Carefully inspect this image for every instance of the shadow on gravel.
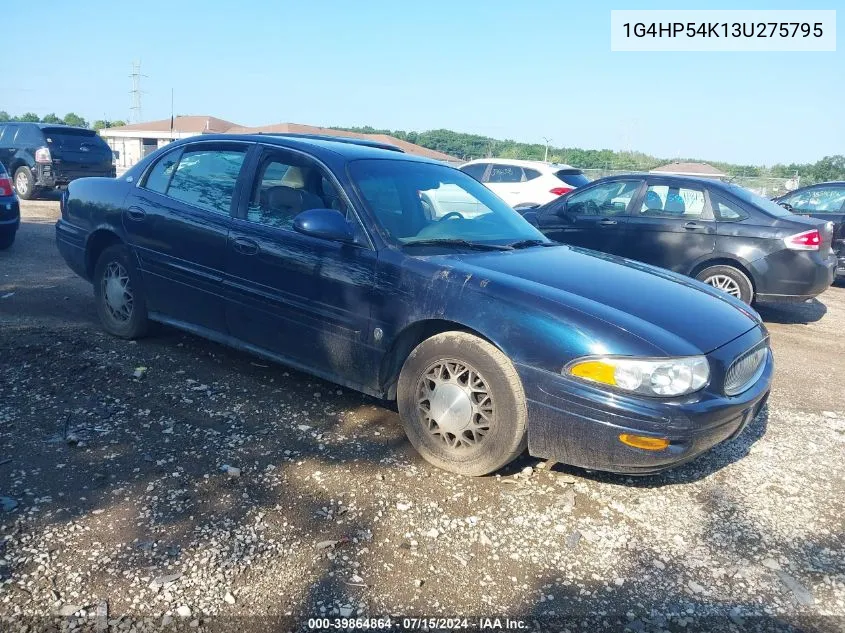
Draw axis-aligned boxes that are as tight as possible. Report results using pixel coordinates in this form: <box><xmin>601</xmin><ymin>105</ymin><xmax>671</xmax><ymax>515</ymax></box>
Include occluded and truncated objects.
<box><xmin>756</xmin><ymin>299</ymin><xmax>827</xmax><ymax>325</ymax></box>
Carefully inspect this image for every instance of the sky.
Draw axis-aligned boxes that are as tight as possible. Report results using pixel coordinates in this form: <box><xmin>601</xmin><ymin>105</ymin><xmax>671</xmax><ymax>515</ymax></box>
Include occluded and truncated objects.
<box><xmin>3</xmin><ymin>0</ymin><xmax>842</xmax><ymax>166</ymax></box>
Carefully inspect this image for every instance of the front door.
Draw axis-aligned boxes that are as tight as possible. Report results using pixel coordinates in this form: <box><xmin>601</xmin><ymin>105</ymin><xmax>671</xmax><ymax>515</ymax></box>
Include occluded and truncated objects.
<box><xmin>538</xmin><ymin>178</ymin><xmax>642</xmax><ymax>254</ymax></box>
<box><xmin>622</xmin><ymin>180</ymin><xmax>716</xmax><ymax>272</ymax></box>
<box><xmin>223</xmin><ymin>146</ymin><xmax>378</xmax><ymax>385</ymax></box>
<box><xmin>121</xmin><ymin>141</ymin><xmax>251</xmax><ymax>332</ymax></box>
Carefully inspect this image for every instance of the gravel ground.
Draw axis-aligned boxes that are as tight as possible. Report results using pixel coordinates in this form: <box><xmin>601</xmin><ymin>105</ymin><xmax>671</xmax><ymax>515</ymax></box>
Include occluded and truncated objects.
<box><xmin>1</xmin><ymin>200</ymin><xmax>843</xmax><ymax>633</ymax></box>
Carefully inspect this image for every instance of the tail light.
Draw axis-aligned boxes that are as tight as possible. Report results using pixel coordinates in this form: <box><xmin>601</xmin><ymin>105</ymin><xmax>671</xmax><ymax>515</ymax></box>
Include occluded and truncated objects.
<box><xmin>35</xmin><ymin>147</ymin><xmax>52</xmax><ymax>164</ymax></box>
<box><xmin>550</xmin><ymin>186</ymin><xmax>573</xmax><ymax>196</ymax></box>
<box><xmin>783</xmin><ymin>229</ymin><xmax>821</xmax><ymax>251</ymax></box>
<box><xmin>0</xmin><ymin>176</ymin><xmax>12</xmax><ymax>197</ymax></box>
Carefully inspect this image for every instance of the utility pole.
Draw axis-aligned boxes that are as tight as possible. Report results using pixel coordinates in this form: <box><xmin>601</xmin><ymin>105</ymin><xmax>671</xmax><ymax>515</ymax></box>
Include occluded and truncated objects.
<box><xmin>129</xmin><ymin>61</ymin><xmax>147</xmax><ymax>124</ymax></box>
<box><xmin>542</xmin><ymin>137</ymin><xmax>552</xmax><ymax>163</ymax></box>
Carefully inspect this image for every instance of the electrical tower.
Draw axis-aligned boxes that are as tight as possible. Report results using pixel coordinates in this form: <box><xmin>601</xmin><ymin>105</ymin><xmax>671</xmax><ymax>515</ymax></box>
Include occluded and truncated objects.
<box><xmin>129</xmin><ymin>61</ymin><xmax>147</xmax><ymax>123</ymax></box>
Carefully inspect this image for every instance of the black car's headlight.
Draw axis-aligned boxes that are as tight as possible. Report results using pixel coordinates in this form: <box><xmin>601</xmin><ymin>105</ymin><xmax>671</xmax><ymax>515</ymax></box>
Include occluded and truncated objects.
<box><xmin>565</xmin><ymin>355</ymin><xmax>709</xmax><ymax>397</ymax></box>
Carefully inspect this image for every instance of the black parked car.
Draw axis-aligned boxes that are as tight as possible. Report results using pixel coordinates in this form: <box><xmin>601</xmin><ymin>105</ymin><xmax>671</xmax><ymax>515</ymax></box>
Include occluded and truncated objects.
<box><xmin>0</xmin><ymin>122</ymin><xmax>115</xmax><ymax>200</ymax></box>
<box><xmin>525</xmin><ymin>174</ymin><xmax>836</xmax><ymax>304</ymax></box>
<box><xmin>773</xmin><ymin>182</ymin><xmax>845</xmax><ymax>278</ymax></box>
<box><xmin>0</xmin><ymin>162</ymin><xmax>20</xmax><ymax>249</ymax></box>
<box><xmin>56</xmin><ymin>134</ymin><xmax>773</xmax><ymax>476</ymax></box>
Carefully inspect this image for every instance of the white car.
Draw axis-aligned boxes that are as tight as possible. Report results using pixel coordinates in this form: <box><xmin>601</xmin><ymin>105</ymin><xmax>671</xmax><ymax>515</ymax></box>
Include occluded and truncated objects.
<box><xmin>459</xmin><ymin>159</ymin><xmax>589</xmax><ymax>208</ymax></box>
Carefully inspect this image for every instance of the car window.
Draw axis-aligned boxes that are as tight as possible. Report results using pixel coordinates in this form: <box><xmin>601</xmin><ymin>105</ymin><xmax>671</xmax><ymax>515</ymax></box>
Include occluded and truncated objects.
<box><xmin>0</xmin><ymin>125</ymin><xmax>8</xmax><ymax>144</ymax></box>
<box><xmin>246</xmin><ymin>151</ymin><xmax>347</xmax><ymax>231</ymax></box>
<box><xmin>488</xmin><ymin>164</ymin><xmax>523</xmax><ymax>183</ymax></box>
<box><xmin>14</xmin><ymin>125</ymin><xmax>43</xmax><ymax>146</ymax></box>
<box><xmin>567</xmin><ymin>180</ymin><xmax>641</xmax><ymax>216</ymax></box>
<box><xmin>640</xmin><ymin>184</ymin><xmax>706</xmax><ymax>218</ymax></box>
<box><xmin>711</xmin><ymin>195</ymin><xmax>748</xmax><ymax>221</ymax></box>
<box><xmin>142</xmin><ymin>149</ymin><xmax>183</xmax><ymax>194</ymax></box>
<box><xmin>523</xmin><ymin>168</ymin><xmax>542</xmax><ymax>181</ymax></box>
<box><xmin>165</xmin><ymin>148</ymin><xmax>247</xmax><ymax>215</ymax></box>
<box><xmin>459</xmin><ymin>163</ymin><xmax>488</xmax><ymax>181</ymax></box>
<box><xmin>349</xmin><ymin>159</ymin><xmax>545</xmax><ymax>246</ymax></box>
<box><xmin>555</xmin><ymin>170</ymin><xmax>590</xmax><ymax>188</ymax></box>
<box><xmin>779</xmin><ymin>187</ymin><xmax>845</xmax><ymax>214</ymax></box>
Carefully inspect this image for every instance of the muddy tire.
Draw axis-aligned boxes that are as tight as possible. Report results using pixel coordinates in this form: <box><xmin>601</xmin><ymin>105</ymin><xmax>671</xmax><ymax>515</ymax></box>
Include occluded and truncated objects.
<box><xmin>396</xmin><ymin>331</ymin><xmax>528</xmax><ymax>476</ymax></box>
<box><xmin>13</xmin><ymin>167</ymin><xmax>36</xmax><ymax>200</ymax></box>
<box><xmin>93</xmin><ymin>244</ymin><xmax>149</xmax><ymax>339</ymax></box>
<box><xmin>695</xmin><ymin>264</ymin><xmax>754</xmax><ymax>304</ymax></box>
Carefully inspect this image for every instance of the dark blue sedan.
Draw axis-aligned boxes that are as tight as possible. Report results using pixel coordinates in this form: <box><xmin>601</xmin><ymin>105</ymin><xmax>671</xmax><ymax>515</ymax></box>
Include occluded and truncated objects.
<box><xmin>0</xmin><ymin>162</ymin><xmax>20</xmax><ymax>250</ymax></box>
<box><xmin>56</xmin><ymin>134</ymin><xmax>772</xmax><ymax>476</ymax></box>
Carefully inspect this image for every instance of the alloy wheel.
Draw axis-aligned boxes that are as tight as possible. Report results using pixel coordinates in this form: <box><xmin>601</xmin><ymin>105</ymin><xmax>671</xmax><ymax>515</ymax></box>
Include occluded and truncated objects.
<box><xmin>15</xmin><ymin>172</ymin><xmax>28</xmax><ymax>196</ymax></box>
<box><xmin>704</xmin><ymin>274</ymin><xmax>742</xmax><ymax>298</ymax></box>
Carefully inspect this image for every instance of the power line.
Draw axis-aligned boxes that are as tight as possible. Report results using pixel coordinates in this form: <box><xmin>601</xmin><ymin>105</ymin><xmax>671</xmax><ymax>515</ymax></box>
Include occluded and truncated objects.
<box><xmin>129</xmin><ymin>61</ymin><xmax>148</xmax><ymax>124</ymax></box>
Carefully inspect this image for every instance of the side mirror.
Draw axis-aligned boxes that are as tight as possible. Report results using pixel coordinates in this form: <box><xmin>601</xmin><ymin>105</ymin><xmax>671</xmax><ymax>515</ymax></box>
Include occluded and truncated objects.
<box><xmin>293</xmin><ymin>208</ymin><xmax>355</xmax><ymax>243</ymax></box>
<box><xmin>521</xmin><ymin>210</ymin><xmax>539</xmax><ymax>227</ymax></box>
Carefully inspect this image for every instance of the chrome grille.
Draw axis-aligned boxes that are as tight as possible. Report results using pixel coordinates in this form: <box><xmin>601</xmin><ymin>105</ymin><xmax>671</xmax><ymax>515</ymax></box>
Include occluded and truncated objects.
<box><xmin>725</xmin><ymin>345</ymin><xmax>769</xmax><ymax>396</ymax></box>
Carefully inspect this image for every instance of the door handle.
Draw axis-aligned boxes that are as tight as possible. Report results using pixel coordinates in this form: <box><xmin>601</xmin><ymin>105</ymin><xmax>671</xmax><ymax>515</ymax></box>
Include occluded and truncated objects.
<box><xmin>231</xmin><ymin>236</ymin><xmax>259</xmax><ymax>255</ymax></box>
<box><xmin>684</xmin><ymin>221</ymin><xmax>705</xmax><ymax>230</ymax></box>
<box><xmin>126</xmin><ymin>206</ymin><xmax>146</xmax><ymax>221</ymax></box>
<box><xmin>598</xmin><ymin>219</ymin><xmax>618</xmax><ymax>226</ymax></box>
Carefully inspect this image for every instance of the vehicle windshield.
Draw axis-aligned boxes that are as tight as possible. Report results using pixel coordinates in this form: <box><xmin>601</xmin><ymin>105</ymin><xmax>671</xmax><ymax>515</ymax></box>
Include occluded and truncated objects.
<box><xmin>348</xmin><ymin>159</ymin><xmax>547</xmax><ymax>246</ymax></box>
<box><xmin>725</xmin><ymin>183</ymin><xmax>793</xmax><ymax>218</ymax></box>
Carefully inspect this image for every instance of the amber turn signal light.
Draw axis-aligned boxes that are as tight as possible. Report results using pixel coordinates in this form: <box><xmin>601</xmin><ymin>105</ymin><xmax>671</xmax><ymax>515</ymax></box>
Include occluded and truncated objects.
<box><xmin>618</xmin><ymin>434</ymin><xmax>670</xmax><ymax>451</ymax></box>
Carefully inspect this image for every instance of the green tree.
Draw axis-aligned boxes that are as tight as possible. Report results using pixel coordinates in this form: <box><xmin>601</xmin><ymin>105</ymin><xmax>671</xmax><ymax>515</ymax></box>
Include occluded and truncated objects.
<box><xmin>62</xmin><ymin>112</ymin><xmax>88</xmax><ymax>128</ymax></box>
<box><xmin>93</xmin><ymin>119</ymin><xmax>128</xmax><ymax>130</ymax></box>
<box><xmin>18</xmin><ymin>112</ymin><xmax>41</xmax><ymax>122</ymax></box>
<box><xmin>0</xmin><ymin>111</ymin><xmax>10</xmax><ymax>122</ymax></box>
<box><xmin>41</xmin><ymin>113</ymin><xmax>62</xmax><ymax>124</ymax></box>
<box><xmin>811</xmin><ymin>155</ymin><xmax>845</xmax><ymax>183</ymax></box>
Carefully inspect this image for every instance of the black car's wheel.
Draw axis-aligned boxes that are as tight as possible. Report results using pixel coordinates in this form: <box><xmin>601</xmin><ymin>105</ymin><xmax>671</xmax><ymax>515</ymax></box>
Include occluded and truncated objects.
<box><xmin>93</xmin><ymin>244</ymin><xmax>149</xmax><ymax>339</ymax></box>
<box><xmin>396</xmin><ymin>331</ymin><xmax>527</xmax><ymax>476</ymax></box>
<box><xmin>13</xmin><ymin>167</ymin><xmax>36</xmax><ymax>200</ymax></box>
<box><xmin>0</xmin><ymin>231</ymin><xmax>15</xmax><ymax>250</ymax></box>
<box><xmin>696</xmin><ymin>265</ymin><xmax>754</xmax><ymax>304</ymax></box>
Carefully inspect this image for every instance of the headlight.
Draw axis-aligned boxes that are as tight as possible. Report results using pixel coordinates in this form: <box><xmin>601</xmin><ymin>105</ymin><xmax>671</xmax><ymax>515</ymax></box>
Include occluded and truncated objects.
<box><xmin>565</xmin><ymin>355</ymin><xmax>709</xmax><ymax>397</ymax></box>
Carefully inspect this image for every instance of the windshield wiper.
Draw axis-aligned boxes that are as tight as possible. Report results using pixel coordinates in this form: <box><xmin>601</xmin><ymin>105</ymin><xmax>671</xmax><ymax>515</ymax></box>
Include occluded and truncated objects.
<box><xmin>506</xmin><ymin>239</ymin><xmax>555</xmax><ymax>249</ymax></box>
<box><xmin>402</xmin><ymin>239</ymin><xmax>513</xmax><ymax>251</ymax></box>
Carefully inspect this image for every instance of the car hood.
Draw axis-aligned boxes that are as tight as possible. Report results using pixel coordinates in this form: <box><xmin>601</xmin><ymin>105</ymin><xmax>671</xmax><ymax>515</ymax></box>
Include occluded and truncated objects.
<box><xmin>442</xmin><ymin>245</ymin><xmax>761</xmax><ymax>355</ymax></box>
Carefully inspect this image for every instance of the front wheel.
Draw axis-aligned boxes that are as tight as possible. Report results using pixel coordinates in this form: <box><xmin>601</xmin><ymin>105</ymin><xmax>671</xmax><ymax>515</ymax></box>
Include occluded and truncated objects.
<box><xmin>396</xmin><ymin>331</ymin><xmax>528</xmax><ymax>476</ymax></box>
<box><xmin>695</xmin><ymin>265</ymin><xmax>754</xmax><ymax>304</ymax></box>
<box><xmin>93</xmin><ymin>244</ymin><xmax>149</xmax><ymax>339</ymax></box>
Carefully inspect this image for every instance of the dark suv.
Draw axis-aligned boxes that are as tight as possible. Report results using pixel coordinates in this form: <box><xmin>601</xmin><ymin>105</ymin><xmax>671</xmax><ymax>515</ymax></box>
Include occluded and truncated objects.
<box><xmin>0</xmin><ymin>122</ymin><xmax>115</xmax><ymax>199</ymax></box>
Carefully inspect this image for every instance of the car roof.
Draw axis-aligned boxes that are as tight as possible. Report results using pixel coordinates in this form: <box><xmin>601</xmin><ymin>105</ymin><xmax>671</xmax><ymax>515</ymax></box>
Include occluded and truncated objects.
<box><xmin>173</xmin><ymin>133</ymin><xmax>443</xmax><ymax>164</ymax></box>
<box><xmin>588</xmin><ymin>172</ymin><xmax>743</xmax><ymax>190</ymax></box>
<box><xmin>461</xmin><ymin>158</ymin><xmax>576</xmax><ymax>171</ymax></box>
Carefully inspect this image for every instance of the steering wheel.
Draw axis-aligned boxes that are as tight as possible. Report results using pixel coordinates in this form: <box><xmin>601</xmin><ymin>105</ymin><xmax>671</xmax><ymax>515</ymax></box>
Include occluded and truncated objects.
<box><xmin>439</xmin><ymin>211</ymin><xmax>465</xmax><ymax>221</ymax></box>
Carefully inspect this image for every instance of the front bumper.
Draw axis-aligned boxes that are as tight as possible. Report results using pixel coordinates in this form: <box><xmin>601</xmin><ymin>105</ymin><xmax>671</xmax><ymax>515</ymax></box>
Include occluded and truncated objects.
<box><xmin>519</xmin><ymin>326</ymin><xmax>773</xmax><ymax>474</ymax></box>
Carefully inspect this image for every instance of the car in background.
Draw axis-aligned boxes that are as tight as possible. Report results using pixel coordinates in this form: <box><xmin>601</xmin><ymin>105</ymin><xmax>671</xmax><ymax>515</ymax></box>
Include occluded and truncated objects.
<box><xmin>0</xmin><ymin>163</ymin><xmax>20</xmax><ymax>249</ymax></box>
<box><xmin>774</xmin><ymin>182</ymin><xmax>845</xmax><ymax>278</ymax></box>
<box><xmin>56</xmin><ymin>134</ymin><xmax>772</xmax><ymax>477</ymax></box>
<box><xmin>525</xmin><ymin>174</ymin><xmax>836</xmax><ymax>304</ymax></box>
<box><xmin>459</xmin><ymin>159</ymin><xmax>588</xmax><ymax>208</ymax></box>
<box><xmin>0</xmin><ymin>122</ymin><xmax>116</xmax><ymax>199</ymax></box>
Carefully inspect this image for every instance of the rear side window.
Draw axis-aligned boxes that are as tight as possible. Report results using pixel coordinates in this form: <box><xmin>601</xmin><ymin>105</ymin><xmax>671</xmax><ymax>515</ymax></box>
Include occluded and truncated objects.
<box><xmin>14</xmin><ymin>125</ymin><xmax>44</xmax><ymax>146</ymax></box>
<box><xmin>711</xmin><ymin>195</ymin><xmax>749</xmax><ymax>221</ymax></box>
<box><xmin>488</xmin><ymin>164</ymin><xmax>523</xmax><ymax>183</ymax></box>
<box><xmin>167</xmin><ymin>149</ymin><xmax>247</xmax><ymax>215</ymax></box>
<box><xmin>143</xmin><ymin>149</ymin><xmax>183</xmax><ymax>194</ymax></box>
<box><xmin>523</xmin><ymin>168</ymin><xmax>542</xmax><ymax>181</ymax></box>
<box><xmin>555</xmin><ymin>170</ymin><xmax>589</xmax><ymax>188</ymax></box>
<box><xmin>640</xmin><ymin>184</ymin><xmax>706</xmax><ymax>218</ymax></box>
<box><xmin>460</xmin><ymin>163</ymin><xmax>488</xmax><ymax>181</ymax></box>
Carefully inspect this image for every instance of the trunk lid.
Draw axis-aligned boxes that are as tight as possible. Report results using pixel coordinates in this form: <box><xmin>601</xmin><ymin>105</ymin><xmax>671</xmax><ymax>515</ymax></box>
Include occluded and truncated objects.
<box><xmin>42</xmin><ymin>127</ymin><xmax>113</xmax><ymax>170</ymax></box>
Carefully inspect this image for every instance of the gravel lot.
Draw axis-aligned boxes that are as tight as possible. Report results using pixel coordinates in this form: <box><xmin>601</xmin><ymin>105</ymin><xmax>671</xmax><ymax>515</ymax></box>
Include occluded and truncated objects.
<box><xmin>1</xmin><ymin>200</ymin><xmax>843</xmax><ymax>632</ymax></box>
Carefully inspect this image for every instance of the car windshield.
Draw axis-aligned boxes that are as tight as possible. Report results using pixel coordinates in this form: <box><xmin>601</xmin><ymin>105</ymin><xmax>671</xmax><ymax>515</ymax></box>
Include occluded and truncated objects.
<box><xmin>725</xmin><ymin>183</ymin><xmax>793</xmax><ymax>218</ymax></box>
<box><xmin>348</xmin><ymin>159</ymin><xmax>546</xmax><ymax>246</ymax></box>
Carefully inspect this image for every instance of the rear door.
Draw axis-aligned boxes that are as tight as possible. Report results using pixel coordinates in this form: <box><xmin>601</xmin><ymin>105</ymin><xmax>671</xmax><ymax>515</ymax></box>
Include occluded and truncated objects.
<box><xmin>41</xmin><ymin>127</ymin><xmax>114</xmax><ymax>177</ymax></box>
<box><xmin>223</xmin><ymin>145</ymin><xmax>378</xmax><ymax>383</ymax></box>
<box><xmin>622</xmin><ymin>179</ymin><xmax>716</xmax><ymax>272</ymax></box>
<box><xmin>537</xmin><ymin>178</ymin><xmax>642</xmax><ymax>254</ymax></box>
<box><xmin>121</xmin><ymin>141</ymin><xmax>251</xmax><ymax>332</ymax></box>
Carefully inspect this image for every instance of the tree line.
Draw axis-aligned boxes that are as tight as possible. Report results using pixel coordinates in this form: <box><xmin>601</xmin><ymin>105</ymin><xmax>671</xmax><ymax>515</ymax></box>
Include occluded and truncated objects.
<box><xmin>336</xmin><ymin>126</ymin><xmax>845</xmax><ymax>186</ymax></box>
<box><xmin>0</xmin><ymin>111</ymin><xmax>126</xmax><ymax>131</ymax></box>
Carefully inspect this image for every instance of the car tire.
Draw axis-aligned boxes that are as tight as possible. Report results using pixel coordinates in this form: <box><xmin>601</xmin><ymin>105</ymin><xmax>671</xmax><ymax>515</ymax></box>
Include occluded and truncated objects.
<box><xmin>396</xmin><ymin>331</ymin><xmax>528</xmax><ymax>476</ymax></box>
<box><xmin>0</xmin><ymin>231</ymin><xmax>14</xmax><ymax>250</ymax></box>
<box><xmin>13</xmin><ymin>167</ymin><xmax>36</xmax><ymax>200</ymax></box>
<box><xmin>93</xmin><ymin>244</ymin><xmax>149</xmax><ymax>339</ymax></box>
<box><xmin>695</xmin><ymin>265</ymin><xmax>754</xmax><ymax>304</ymax></box>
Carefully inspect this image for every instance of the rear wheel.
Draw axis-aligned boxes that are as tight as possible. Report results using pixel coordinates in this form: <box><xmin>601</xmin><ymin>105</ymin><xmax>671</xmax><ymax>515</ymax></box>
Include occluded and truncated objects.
<box><xmin>93</xmin><ymin>244</ymin><xmax>149</xmax><ymax>339</ymax></box>
<box><xmin>695</xmin><ymin>265</ymin><xmax>754</xmax><ymax>304</ymax></box>
<box><xmin>396</xmin><ymin>331</ymin><xmax>527</xmax><ymax>476</ymax></box>
<box><xmin>13</xmin><ymin>167</ymin><xmax>36</xmax><ymax>200</ymax></box>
